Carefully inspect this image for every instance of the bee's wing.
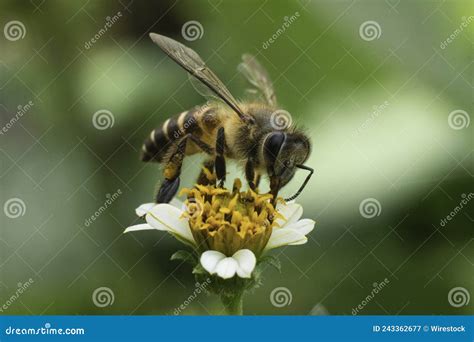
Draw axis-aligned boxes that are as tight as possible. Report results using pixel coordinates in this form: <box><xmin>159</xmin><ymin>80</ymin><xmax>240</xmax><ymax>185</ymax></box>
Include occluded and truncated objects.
<box><xmin>238</xmin><ymin>54</ymin><xmax>277</xmax><ymax>106</ymax></box>
<box><xmin>149</xmin><ymin>33</ymin><xmax>251</xmax><ymax>123</ymax></box>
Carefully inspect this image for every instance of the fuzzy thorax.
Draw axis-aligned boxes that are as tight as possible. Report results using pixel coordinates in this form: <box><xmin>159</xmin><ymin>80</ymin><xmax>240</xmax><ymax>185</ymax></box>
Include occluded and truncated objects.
<box><xmin>180</xmin><ymin>178</ymin><xmax>282</xmax><ymax>257</ymax></box>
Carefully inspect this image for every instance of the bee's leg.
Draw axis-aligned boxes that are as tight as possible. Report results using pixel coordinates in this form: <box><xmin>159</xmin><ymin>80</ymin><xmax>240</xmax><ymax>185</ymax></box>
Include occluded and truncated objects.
<box><xmin>189</xmin><ymin>135</ymin><xmax>213</xmax><ymax>155</ymax></box>
<box><xmin>196</xmin><ymin>159</ymin><xmax>215</xmax><ymax>186</ymax></box>
<box><xmin>188</xmin><ymin>134</ymin><xmax>215</xmax><ymax>186</ymax></box>
<box><xmin>254</xmin><ymin>173</ymin><xmax>261</xmax><ymax>190</ymax></box>
<box><xmin>156</xmin><ymin>134</ymin><xmax>214</xmax><ymax>202</ymax></box>
<box><xmin>215</xmin><ymin>127</ymin><xmax>226</xmax><ymax>187</ymax></box>
<box><xmin>245</xmin><ymin>159</ymin><xmax>257</xmax><ymax>190</ymax></box>
<box><xmin>269</xmin><ymin>176</ymin><xmax>281</xmax><ymax>206</ymax></box>
<box><xmin>156</xmin><ymin>136</ymin><xmax>188</xmax><ymax>203</ymax></box>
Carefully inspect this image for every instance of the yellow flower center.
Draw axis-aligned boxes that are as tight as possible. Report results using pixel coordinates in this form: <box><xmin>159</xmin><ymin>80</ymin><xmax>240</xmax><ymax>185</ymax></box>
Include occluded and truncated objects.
<box><xmin>180</xmin><ymin>177</ymin><xmax>283</xmax><ymax>257</ymax></box>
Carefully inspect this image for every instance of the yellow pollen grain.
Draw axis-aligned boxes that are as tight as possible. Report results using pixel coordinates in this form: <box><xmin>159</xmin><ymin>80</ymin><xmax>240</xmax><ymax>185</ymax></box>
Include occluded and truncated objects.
<box><xmin>219</xmin><ymin>207</ymin><xmax>231</xmax><ymax>214</ymax></box>
<box><xmin>195</xmin><ymin>184</ymin><xmax>211</xmax><ymax>195</ymax></box>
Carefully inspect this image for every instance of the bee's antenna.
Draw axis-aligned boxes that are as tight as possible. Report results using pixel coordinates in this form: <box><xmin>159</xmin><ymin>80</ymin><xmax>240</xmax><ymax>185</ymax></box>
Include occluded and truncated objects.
<box><xmin>284</xmin><ymin>164</ymin><xmax>314</xmax><ymax>202</ymax></box>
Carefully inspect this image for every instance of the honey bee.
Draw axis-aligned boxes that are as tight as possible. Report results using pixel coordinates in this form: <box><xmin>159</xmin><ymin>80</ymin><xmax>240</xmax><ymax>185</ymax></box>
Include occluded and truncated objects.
<box><xmin>141</xmin><ymin>33</ymin><xmax>313</xmax><ymax>204</ymax></box>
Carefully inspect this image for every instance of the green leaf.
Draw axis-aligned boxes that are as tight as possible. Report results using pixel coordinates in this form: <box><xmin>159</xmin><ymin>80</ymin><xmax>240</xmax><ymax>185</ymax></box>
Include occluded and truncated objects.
<box><xmin>192</xmin><ymin>262</ymin><xmax>207</xmax><ymax>275</ymax></box>
<box><xmin>170</xmin><ymin>250</ymin><xmax>197</xmax><ymax>266</ymax></box>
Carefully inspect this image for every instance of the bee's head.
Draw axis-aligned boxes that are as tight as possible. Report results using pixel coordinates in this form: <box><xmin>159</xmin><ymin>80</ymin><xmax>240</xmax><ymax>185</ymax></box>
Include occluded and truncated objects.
<box><xmin>262</xmin><ymin>131</ymin><xmax>311</xmax><ymax>188</ymax></box>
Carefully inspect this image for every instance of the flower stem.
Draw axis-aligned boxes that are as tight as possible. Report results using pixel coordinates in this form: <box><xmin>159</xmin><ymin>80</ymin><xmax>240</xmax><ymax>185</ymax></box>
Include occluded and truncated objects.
<box><xmin>220</xmin><ymin>292</ymin><xmax>244</xmax><ymax>315</ymax></box>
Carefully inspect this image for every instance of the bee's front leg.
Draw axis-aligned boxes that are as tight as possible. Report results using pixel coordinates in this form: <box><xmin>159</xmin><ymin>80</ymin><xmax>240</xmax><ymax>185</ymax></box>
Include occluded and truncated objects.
<box><xmin>156</xmin><ymin>136</ymin><xmax>188</xmax><ymax>203</ymax></box>
<box><xmin>254</xmin><ymin>173</ymin><xmax>261</xmax><ymax>189</ymax></box>
<box><xmin>215</xmin><ymin>127</ymin><xmax>226</xmax><ymax>187</ymax></box>
<box><xmin>245</xmin><ymin>159</ymin><xmax>258</xmax><ymax>191</ymax></box>
<box><xmin>269</xmin><ymin>176</ymin><xmax>281</xmax><ymax>206</ymax></box>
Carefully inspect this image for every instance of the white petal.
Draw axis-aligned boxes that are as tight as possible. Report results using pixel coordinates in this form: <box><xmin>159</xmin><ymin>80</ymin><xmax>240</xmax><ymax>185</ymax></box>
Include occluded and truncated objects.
<box><xmin>232</xmin><ymin>249</ymin><xmax>256</xmax><ymax>278</ymax></box>
<box><xmin>135</xmin><ymin>203</ymin><xmax>155</xmax><ymax>217</ymax></box>
<box><xmin>288</xmin><ymin>237</ymin><xmax>308</xmax><ymax>245</ymax></box>
<box><xmin>265</xmin><ymin>229</ymin><xmax>307</xmax><ymax>251</ymax></box>
<box><xmin>200</xmin><ymin>250</ymin><xmax>226</xmax><ymax>274</ymax></box>
<box><xmin>170</xmin><ymin>198</ymin><xmax>185</xmax><ymax>210</ymax></box>
<box><xmin>284</xmin><ymin>218</ymin><xmax>315</xmax><ymax>236</ymax></box>
<box><xmin>215</xmin><ymin>257</ymin><xmax>238</xmax><ymax>279</ymax></box>
<box><xmin>146</xmin><ymin>204</ymin><xmax>195</xmax><ymax>245</ymax></box>
<box><xmin>275</xmin><ymin>202</ymin><xmax>303</xmax><ymax>227</ymax></box>
<box><xmin>123</xmin><ymin>223</ymin><xmax>155</xmax><ymax>234</ymax></box>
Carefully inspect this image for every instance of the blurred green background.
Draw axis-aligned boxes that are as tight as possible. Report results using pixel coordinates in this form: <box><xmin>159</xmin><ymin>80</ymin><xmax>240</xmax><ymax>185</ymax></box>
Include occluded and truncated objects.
<box><xmin>1</xmin><ymin>0</ymin><xmax>473</xmax><ymax>315</ymax></box>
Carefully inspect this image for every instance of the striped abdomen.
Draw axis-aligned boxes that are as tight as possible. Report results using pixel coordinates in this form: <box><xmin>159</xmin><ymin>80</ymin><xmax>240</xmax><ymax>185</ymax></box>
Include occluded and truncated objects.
<box><xmin>140</xmin><ymin>105</ymin><xmax>217</xmax><ymax>163</ymax></box>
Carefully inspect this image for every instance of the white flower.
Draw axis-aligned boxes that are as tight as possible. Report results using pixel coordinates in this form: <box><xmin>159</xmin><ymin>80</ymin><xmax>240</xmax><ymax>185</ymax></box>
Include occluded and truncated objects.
<box><xmin>125</xmin><ymin>200</ymin><xmax>195</xmax><ymax>247</ymax></box>
<box><xmin>264</xmin><ymin>202</ymin><xmax>315</xmax><ymax>251</ymax></box>
<box><xmin>200</xmin><ymin>249</ymin><xmax>256</xmax><ymax>279</ymax></box>
<box><xmin>124</xmin><ymin>198</ymin><xmax>315</xmax><ymax>279</ymax></box>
